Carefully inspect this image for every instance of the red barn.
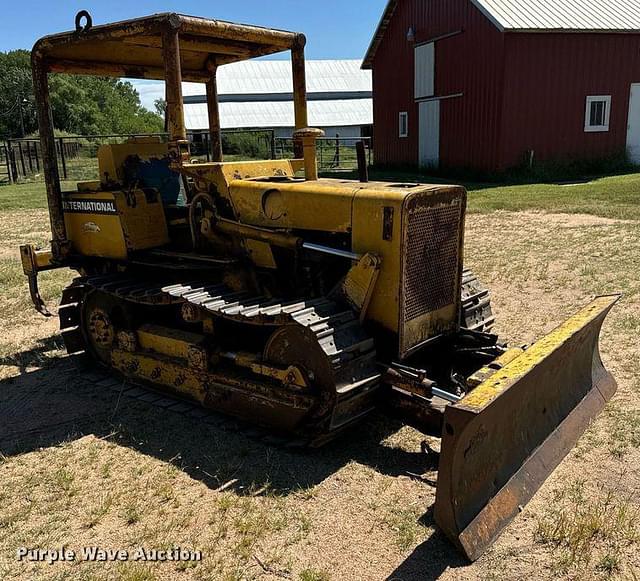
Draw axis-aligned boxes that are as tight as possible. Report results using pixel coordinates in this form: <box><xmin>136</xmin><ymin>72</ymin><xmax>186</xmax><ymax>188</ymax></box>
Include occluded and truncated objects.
<box><xmin>363</xmin><ymin>0</ymin><xmax>640</xmax><ymax>173</ymax></box>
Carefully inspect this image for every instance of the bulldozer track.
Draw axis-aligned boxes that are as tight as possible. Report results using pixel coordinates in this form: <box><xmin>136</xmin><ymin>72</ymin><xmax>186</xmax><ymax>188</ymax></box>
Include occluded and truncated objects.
<box><xmin>59</xmin><ymin>274</ymin><xmax>382</xmax><ymax>446</ymax></box>
<box><xmin>55</xmin><ymin>270</ymin><xmax>490</xmax><ymax>447</ymax></box>
<box><xmin>0</xmin><ymin>357</ymin><xmax>315</xmax><ymax>450</ymax></box>
<box><xmin>73</xmin><ymin>363</ymin><xmax>317</xmax><ymax>449</ymax></box>
<box><xmin>461</xmin><ymin>269</ymin><xmax>495</xmax><ymax>333</ymax></box>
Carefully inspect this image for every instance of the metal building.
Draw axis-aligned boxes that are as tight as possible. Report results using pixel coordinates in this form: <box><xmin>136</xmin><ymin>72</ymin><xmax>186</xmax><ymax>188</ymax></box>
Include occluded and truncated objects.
<box><xmin>183</xmin><ymin>59</ymin><xmax>373</xmax><ymax>139</ymax></box>
<box><xmin>363</xmin><ymin>0</ymin><xmax>640</xmax><ymax>172</ymax></box>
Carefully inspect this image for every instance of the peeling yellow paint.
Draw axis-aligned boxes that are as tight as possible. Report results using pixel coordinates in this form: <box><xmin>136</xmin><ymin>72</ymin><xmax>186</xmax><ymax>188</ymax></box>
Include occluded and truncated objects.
<box><xmin>460</xmin><ymin>295</ymin><xmax>620</xmax><ymax>411</ymax></box>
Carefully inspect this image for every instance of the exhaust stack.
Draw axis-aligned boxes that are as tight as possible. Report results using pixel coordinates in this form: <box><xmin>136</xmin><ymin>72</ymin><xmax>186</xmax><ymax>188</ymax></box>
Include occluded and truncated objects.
<box><xmin>293</xmin><ymin>127</ymin><xmax>324</xmax><ymax>181</ymax></box>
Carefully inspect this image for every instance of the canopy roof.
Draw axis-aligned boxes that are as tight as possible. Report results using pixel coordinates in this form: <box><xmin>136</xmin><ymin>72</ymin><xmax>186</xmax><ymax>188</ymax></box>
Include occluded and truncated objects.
<box><xmin>32</xmin><ymin>12</ymin><xmax>304</xmax><ymax>82</ymax></box>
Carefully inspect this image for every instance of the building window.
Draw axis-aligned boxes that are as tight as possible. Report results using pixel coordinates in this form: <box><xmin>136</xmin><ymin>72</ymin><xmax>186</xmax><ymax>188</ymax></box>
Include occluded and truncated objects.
<box><xmin>399</xmin><ymin>112</ymin><xmax>408</xmax><ymax>138</ymax></box>
<box><xmin>585</xmin><ymin>96</ymin><xmax>611</xmax><ymax>132</ymax></box>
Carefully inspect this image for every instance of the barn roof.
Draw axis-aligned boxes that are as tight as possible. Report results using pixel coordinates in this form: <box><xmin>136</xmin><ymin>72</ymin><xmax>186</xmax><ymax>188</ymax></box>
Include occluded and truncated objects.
<box><xmin>183</xmin><ymin>59</ymin><xmax>371</xmax><ymax>96</ymax></box>
<box><xmin>182</xmin><ymin>59</ymin><xmax>373</xmax><ymax>130</ymax></box>
<box><xmin>363</xmin><ymin>0</ymin><xmax>640</xmax><ymax>68</ymax></box>
<box><xmin>184</xmin><ymin>99</ymin><xmax>373</xmax><ymax>130</ymax></box>
<box><xmin>476</xmin><ymin>0</ymin><xmax>640</xmax><ymax>32</ymax></box>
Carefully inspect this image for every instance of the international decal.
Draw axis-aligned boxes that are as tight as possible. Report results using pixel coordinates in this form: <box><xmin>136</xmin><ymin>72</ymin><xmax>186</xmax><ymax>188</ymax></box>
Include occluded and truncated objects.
<box><xmin>62</xmin><ymin>199</ymin><xmax>117</xmax><ymax>215</ymax></box>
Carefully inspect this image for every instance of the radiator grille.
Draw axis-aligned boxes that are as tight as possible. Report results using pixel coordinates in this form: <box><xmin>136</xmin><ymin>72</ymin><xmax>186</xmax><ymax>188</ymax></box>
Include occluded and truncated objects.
<box><xmin>402</xmin><ymin>197</ymin><xmax>462</xmax><ymax>322</ymax></box>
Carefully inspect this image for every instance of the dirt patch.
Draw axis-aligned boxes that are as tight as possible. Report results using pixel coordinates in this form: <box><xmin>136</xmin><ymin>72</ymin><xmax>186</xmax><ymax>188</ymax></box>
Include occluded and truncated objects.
<box><xmin>0</xmin><ymin>248</ymin><xmax>21</xmax><ymax>260</ymax></box>
<box><xmin>504</xmin><ymin>211</ymin><xmax>637</xmax><ymax>228</ymax></box>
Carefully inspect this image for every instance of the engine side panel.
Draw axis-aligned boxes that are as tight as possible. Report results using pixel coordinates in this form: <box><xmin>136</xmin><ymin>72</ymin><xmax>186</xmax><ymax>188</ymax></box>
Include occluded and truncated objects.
<box><xmin>62</xmin><ymin>189</ymin><xmax>169</xmax><ymax>259</ymax></box>
<box><xmin>352</xmin><ymin>185</ymin><xmax>466</xmax><ymax>357</ymax></box>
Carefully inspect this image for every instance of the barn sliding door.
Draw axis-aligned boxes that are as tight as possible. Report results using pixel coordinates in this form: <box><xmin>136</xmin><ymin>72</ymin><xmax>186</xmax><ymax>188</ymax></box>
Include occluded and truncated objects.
<box><xmin>415</xmin><ymin>43</ymin><xmax>435</xmax><ymax>99</ymax></box>
<box><xmin>415</xmin><ymin>42</ymin><xmax>439</xmax><ymax>167</ymax></box>
<box><xmin>419</xmin><ymin>100</ymin><xmax>440</xmax><ymax>168</ymax></box>
<box><xmin>627</xmin><ymin>84</ymin><xmax>640</xmax><ymax>164</ymax></box>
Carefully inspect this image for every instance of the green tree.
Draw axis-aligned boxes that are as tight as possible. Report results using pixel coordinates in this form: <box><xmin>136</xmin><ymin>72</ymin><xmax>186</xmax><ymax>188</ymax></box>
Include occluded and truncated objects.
<box><xmin>154</xmin><ymin>98</ymin><xmax>167</xmax><ymax>117</ymax></box>
<box><xmin>0</xmin><ymin>50</ymin><xmax>36</xmax><ymax>137</ymax></box>
<box><xmin>0</xmin><ymin>49</ymin><xmax>164</xmax><ymax>138</ymax></box>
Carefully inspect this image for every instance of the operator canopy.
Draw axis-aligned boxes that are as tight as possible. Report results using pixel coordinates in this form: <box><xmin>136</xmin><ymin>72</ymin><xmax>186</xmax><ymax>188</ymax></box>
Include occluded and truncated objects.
<box><xmin>32</xmin><ymin>12</ymin><xmax>305</xmax><ymax>81</ymax></box>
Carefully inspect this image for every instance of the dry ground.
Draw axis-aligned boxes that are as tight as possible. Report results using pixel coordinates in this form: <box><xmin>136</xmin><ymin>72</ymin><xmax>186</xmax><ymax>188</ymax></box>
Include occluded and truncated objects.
<box><xmin>0</xmin><ymin>181</ymin><xmax>639</xmax><ymax>580</ymax></box>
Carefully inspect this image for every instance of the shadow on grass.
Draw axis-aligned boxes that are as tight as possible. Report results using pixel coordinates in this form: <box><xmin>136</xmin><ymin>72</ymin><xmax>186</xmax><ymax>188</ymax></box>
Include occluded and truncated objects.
<box><xmin>386</xmin><ymin>524</ymin><xmax>469</xmax><ymax>580</ymax></box>
<box><xmin>0</xmin><ymin>347</ymin><xmax>469</xmax><ymax>578</ymax></box>
<box><xmin>320</xmin><ymin>164</ymin><xmax>639</xmax><ymax>192</ymax></box>
<box><xmin>0</xmin><ymin>335</ymin><xmax>66</xmax><ymax>373</ymax></box>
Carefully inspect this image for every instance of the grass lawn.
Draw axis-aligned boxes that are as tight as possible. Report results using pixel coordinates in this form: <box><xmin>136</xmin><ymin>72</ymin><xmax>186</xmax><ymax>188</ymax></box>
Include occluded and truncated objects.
<box><xmin>322</xmin><ymin>167</ymin><xmax>640</xmax><ymax>220</ymax></box>
<box><xmin>0</xmin><ymin>171</ymin><xmax>639</xmax><ymax>580</ymax></box>
<box><xmin>468</xmin><ymin>173</ymin><xmax>640</xmax><ymax>219</ymax></box>
<box><xmin>4</xmin><ymin>168</ymin><xmax>640</xmax><ymax>219</ymax></box>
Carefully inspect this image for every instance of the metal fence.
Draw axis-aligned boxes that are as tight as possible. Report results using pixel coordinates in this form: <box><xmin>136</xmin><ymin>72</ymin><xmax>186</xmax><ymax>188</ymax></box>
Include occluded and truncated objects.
<box><xmin>1</xmin><ymin>138</ymin><xmax>82</xmax><ymax>183</ymax></box>
<box><xmin>1</xmin><ymin>130</ymin><xmax>373</xmax><ymax>184</ymax></box>
<box><xmin>275</xmin><ymin>136</ymin><xmax>373</xmax><ymax>170</ymax></box>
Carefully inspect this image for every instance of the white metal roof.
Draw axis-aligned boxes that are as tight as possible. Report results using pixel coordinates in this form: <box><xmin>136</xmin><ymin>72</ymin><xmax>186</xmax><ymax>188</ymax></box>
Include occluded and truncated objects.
<box><xmin>183</xmin><ymin>59</ymin><xmax>371</xmax><ymax>96</ymax></box>
<box><xmin>363</xmin><ymin>0</ymin><xmax>640</xmax><ymax>67</ymax></box>
<box><xmin>182</xmin><ymin>59</ymin><xmax>372</xmax><ymax>130</ymax></box>
<box><xmin>472</xmin><ymin>0</ymin><xmax>640</xmax><ymax>31</ymax></box>
<box><xmin>184</xmin><ymin>99</ymin><xmax>373</xmax><ymax>130</ymax></box>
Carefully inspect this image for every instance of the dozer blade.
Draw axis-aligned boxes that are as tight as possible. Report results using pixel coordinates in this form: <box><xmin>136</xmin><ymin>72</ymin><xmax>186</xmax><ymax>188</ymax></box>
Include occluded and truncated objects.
<box><xmin>434</xmin><ymin>295</ymin><xmax>620</xmax><ymax>561</ymax></box>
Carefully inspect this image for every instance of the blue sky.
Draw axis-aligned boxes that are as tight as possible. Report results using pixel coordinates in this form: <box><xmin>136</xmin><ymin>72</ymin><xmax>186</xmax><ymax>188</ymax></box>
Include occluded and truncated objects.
<box><xmin>2</xmin><ymin>0</ymin><xmax>387</xmax><ymax>109</ymax></box>
<box><xmin>1</xmin><ymin>1</ymin><xmax>387</xmax><ymax>56</ymax></box>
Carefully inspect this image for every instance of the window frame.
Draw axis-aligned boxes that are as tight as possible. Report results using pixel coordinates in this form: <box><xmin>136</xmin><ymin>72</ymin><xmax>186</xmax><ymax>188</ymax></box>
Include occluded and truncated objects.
<box><xmin>399</xmin><ymin>111</ymin><xmax>408</xmax><ymax>138</ymax></box>
<box><xmin>584</xmin><ymin>95</ymin><xmax>611</xmax><ymax>133</ymax></box>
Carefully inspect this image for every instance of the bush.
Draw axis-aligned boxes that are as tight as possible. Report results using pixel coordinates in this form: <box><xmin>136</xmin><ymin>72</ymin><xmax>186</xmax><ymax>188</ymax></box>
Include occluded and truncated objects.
<box><xmin>222</xmin><ymin>132</ymin><xmax>270</xmax><ymax>159</ymax></box>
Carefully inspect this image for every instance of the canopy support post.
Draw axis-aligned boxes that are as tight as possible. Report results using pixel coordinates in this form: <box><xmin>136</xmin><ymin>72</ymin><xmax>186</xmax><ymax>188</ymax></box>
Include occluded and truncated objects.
<box><xmin>206</xmin><ymin>62</ymin><xmax>223</xmax><ymax>163</ymax></box>
<box><xmin>32</xmin><ymin>53</ymin><xmax>69</xmax><ymax>259</ymax></box>
<box><xmin>291</xmin><ymin>35</ymin><xmax>308</xmax><ymax>159</ymax></box>
<box><xmin>162</xmin><ymin>24</ymin><xmax>188</xmax><ymax>166</ymax></box>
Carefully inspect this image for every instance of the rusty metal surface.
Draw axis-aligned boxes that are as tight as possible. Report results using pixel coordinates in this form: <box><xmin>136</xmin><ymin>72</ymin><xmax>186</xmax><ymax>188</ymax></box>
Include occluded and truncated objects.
<box><xmin>403</xmin><ymin>198</ymin><xmax>462</xmax><ymax>322</ymax></box>
<box><xmin>32</xmin><ymin>13</ymin><xmax>301</xmax><ymax>79</ymax></box>
<box><xmin>291</xmin><ymin>41</ymin><xmax>308</xmax><ymax>159</ymax></box>
<box><xmin>206</xmin><ymin>71</ymin><xmax>224</xmax><ymax>162</ymax></box>
<box><xmin>162</xmin><ymin>27</ymin><xmax>187</xmax><ymax>156</ymax></box>
<box><xmin>60</xmin><ymin>274</ymin><xmax>381</xmax><ymax>443</ymax></box>
<box><xmin>386</xmin><ymin>387</ymin><xmax>446</xmax><ymax>437</ymax></box>
<box><xmin>293</xmin><ymin>128</ymin><xmax>324</xmax><ymax>181</ymax></box>
<box><xmin>434</xmin><ymin>295</ymin><xmax>620</xmax><ymax>561</ymax></box>
<box><xmin>32</xmin><ymin>54</ymin><xmax>68</xmax><ymax>257</ymax></box>
<box><xmin>31</xmin><ymin>12</ymin><xmax>311</xmax><ymax>255</ymax></box>
<box><xmin>398</xmin><ymin>189</ymin><xmax>465</xmax><ymax>358</ymax></box>
<box><xmin>460</xmin><ymin>269</ymin><xmax>495</xmax><ymax>333</ymax></box>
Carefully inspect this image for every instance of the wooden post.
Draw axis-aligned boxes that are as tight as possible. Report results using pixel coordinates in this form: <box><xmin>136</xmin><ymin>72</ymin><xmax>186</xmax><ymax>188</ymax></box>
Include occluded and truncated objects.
<box><xmin>10</xmin><ymin>147</ymin><xmax>17</xmax><ymax>181</ymax></box>
<box><xmin>356</xmin><ymin>141</ymin><xmax>369</xmax><ymax>183</ymax></box>
<box><xmin>8</xmin><ymin>141</ymin><xmax>18</xmax><ymax>182</ymax></box>
<box><xmin>204</xmin><ymin>132</ymin><xmax>211</xmax><ymax>162</ymax></box>
<box><xmin>4</xmin><ymin>143</ymin><xmax>12</xmax><ymax>183</ymax></box>
<box><xmin>18</xmin><ymin>142</ymin><xmax>26</xmax><ymax>176</ymax></box>
<box><xmin>58</xmin><ymin>138</ymin><xmax>67</xmax><ymax>179</ymax></box>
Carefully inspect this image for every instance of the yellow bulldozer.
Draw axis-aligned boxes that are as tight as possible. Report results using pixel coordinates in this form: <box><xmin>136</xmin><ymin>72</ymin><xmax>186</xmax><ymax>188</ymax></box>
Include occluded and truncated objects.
<box><xmin>21</xmin><ymin>12</ymin><xmax>619</xmax><ymax>561</ymax></box>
